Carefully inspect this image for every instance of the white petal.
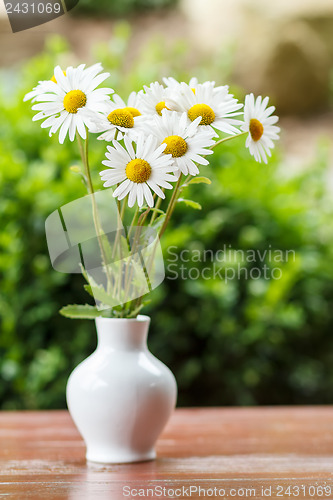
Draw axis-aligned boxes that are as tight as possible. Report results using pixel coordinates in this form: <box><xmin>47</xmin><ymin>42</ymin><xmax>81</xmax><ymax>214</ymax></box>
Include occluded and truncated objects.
<box><xmin>113</xmin><ymin>179</ymin><xmax>131</xmax><ymax>198</ymax></box>
<box><xmin>128</xmin><ymin>184</ymin><xmax>138</xmax><ymax>207</ymax></box>
<box><xmin>143</xmin><ymin>183</ymin><xmax>154</xmax><ymax>207</ymax></box>
<box><xmin>146</xmin><ymin>180</ymin><xmax>165</xmax><ymax>198</ymax></box>
<box><xmin>124</xmin><ymin>136</ymin><xmax>136</xmax><ymax>159</ymax></box>
<box><xmin>59</xmin><ymin>113</ymin><xmax>71</xmax><ymax>144</ymax></box>
<box><xmin>137</xmin><ymin>184</ymin><xmax>144</xmax><ymax>207</ymax></box>
<box><xmin>69</xmin><ymin>115</ymin><xmax>76</xmax><ymax>141</ymax></box>
<box><xmin>54</xmin><ymin>66</ymin><xmax>70</xmax><ymax>93</ymax></box>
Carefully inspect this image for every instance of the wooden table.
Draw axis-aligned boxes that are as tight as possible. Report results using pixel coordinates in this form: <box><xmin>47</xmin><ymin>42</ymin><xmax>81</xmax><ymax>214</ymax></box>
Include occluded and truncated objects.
<box><xmin>1</xmin><ymin>408</ymin><xmax>333</xmax><ymax>499</ymax></box>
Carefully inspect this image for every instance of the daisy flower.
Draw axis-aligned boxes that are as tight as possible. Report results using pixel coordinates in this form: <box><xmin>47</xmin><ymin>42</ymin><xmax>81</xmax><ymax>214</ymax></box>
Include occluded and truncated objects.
<box><xmin>140</xmin><ymin>82</ymin><xmax>172</xmax><ymax>117</ymax></box>
<box><xmin>100</xmin><ymin>134</ymin><xmax>177</xmax><ymax>208</ymax></box>
<box><xmin>26</xmin><ymin>63</ymin><xmax>113</xmax><ymax>143</ymax></box>
<box><xmin>166</xmin><ymin>82</ymin><xmax>243</xmax><ymax>136</ymax></box>
<box><xmin>163</xmin><ymin>76</ymin><xmax>201</xmax><ymax>92</ymax></box>
<box><xmin>23</xmin><ymin>69</ymin><xmax>69</xmax><ymax>103</ymax></box>
<box><xmin>146</xmin><ymin>110</ymin><xmax>216</xmax><ymax>176</ymax></box>
<box><xmin>241</xmin><ymin>93</ymin><xmax>280</xmax><ymax>164</ymax></box>
<box><xmin>24</xmin><ymin>64</ymin><xmax>104</xmax><ymax>103</ymax></box>
<box><xmin>163</xmin><ymin>76</ymin><xmax>225</xmax><ymax>94</ymax></box>
<box><xmin>94</xmin><ymin>91</ymin><xmax>145</xmax><ymax>141</ymax></box>
<box><xmin>24</xmin><ymin>80</ymin><xmax>55</xmax><ymax>103</ymax></box>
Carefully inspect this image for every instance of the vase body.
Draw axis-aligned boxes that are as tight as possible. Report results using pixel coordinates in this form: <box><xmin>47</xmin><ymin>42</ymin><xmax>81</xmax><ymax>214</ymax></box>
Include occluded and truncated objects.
<box><xmin>66</xmin><ymin>315</ymin><xmax>177</xmax><ymax>464</ymax></box>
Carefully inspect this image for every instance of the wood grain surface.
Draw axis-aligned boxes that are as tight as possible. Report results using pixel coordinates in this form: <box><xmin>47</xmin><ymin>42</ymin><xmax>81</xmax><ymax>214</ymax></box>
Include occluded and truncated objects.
<box><xmin>1</xmin><ymin>407</ymin><xmax>333</xmax><ymax>499</ymax></box>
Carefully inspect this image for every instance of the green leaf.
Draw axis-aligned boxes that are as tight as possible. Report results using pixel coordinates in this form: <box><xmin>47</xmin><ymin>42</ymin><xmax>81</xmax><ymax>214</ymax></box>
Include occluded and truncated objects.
<box><xmin>87</xmin><ymin>283</ymin><xmax>119</xmax><ymax>308</ymax></box>
<box><xmin>120</xmin><ymin>234</ymin><xmax>131</xmax><ymax>255</ymax></box>
<box><xmin>177</xmin><ymin>198</ymin><xmax>202</xmax><ymax>210</ymax></box>
<box><xmin>83</xmin><ymin>284</ymin><xmax>94</xmax><ymax>298</ymax></box>
<box><xmin>150</xmin><ymin>213</ymin><xmax>166</xmax><ymax>232</ymax></box>
<box><xmin>99</xmin><ymin>230</ymin><xmax>115</xmax><ymax>264</ymax></box>
<box><xmin>186</xmin><ymin>176</ymin><xmax>212</xmax><ymax>186</ymax></box>
<box><xmin>59</xmin><ymin>304</ymin><xmax>102</xmax><ymax>319</ymax></box>
<box><xmin>83</xmin><ymin>270</ymin><xmax>120</xmax><ymax>308</ymax></box>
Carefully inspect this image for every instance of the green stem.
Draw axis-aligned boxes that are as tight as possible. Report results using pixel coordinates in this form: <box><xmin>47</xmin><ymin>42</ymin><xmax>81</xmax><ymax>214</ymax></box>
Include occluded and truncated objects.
<box><xmin>120</xmin><ymin>197</ymin><xmax>127</xmax><ymax>221</ymax></box>
<box><xmin>121</xmin><ymin>205</ymin><xmax>140</xmax><ymax>310</ymax></box>
<box><xmin>111</xmin><ymin>191</ymin><xmax>122</xmax><ymax>261</ymax></box>
<box><xmin>211</xmin><ymin>131</ymin><xmax>247</xmax><ymax>149</ymax></box>
<box><xmin>150</xmin><ymin>191</ymin><xmax>164</xmax><ymax>225</ymax></box>
<box><xmin>77</xmin><ymin>132</ymin><xmax>113</xmax><ymax>290</ymax></box>
<box><xmin>122</xmin><ymin>208</ymin><xmax>147</xmax><ymax>303</ymax></box>
<box><xmin>127</xmin><ymin>206</ymin><xmax>140</xmax><ymax>239</ymax></box>
<box><xmin>159</xmin><ymin>174</ymin><xmax>183</xmax><ymax>239</ymax></box>
<box><xmin>138</xmin><ymin>207</ymin><xmax>151</xmax><ymax>226</ymax></box>
<box><xmin>133</xmin><ymin>175</ymin><xmax>184</xmax><ymax>311</ymax></box>
<box><xmin>131</xmin><ymin>130</ymin><xmax>244</xmax><ymax>313</ymax></box>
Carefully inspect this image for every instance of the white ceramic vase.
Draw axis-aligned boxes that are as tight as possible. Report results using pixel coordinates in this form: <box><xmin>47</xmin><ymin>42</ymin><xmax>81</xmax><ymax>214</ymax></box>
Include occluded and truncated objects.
<box><xmin>66</xmin><ymin>315</ymin><xmax>177</xmax><ymax>464</ymax></box>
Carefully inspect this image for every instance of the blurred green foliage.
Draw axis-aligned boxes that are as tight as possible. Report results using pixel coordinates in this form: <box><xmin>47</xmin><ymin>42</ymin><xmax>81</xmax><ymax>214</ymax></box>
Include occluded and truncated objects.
<box><xmin>1</xmin><ymin>28</ymin><xmax>333</xmax><ymax>409</ymax></box>
<box><xmin>76</xmin><ymin>0</ymin><xmax>177</xmax><ymax>17</ymax></box>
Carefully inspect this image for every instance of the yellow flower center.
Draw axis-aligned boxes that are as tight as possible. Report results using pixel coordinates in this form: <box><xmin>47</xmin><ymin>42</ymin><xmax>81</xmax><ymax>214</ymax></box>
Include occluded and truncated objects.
<box><xmin>126</xmin><ymin>159</ymin><xmax>151</xmax><ymax>183</ymax></box>
<box><xmin>155</xmin><ymin>101</ymin><xmax>170</xmax><ymax>116</ymax></box>
<box><xmin>162</xmin><ymin>135</ymin><xmax>188</xmax><ymax>158</ymax></box>
<box><xmin>51</xmin><ymin>70</ymin><xmax>66</xmax><ymax>83</ymax></box>
<box><xmin>63</xmin><ymin>90</ymin><xmax>87</xmax><ymax>114</ymax></box>
<box><xmin>124</xmin><ymin>106</ymin><xmax>141</xmax><ymax>117</ymax></box>
<box><xmin>188</xmin><ymin>104</ymin><xmax>215</xmax><ymax>125</ymax></box>
<box><xmin>108</xmin><ymin>109</ymin><xmax>134</xmax><ymax>128</ymax></box>
<box><xmin>249</xmin><ymin>118</ymin><xmax>264</xmax><ymax>142</ymax></box>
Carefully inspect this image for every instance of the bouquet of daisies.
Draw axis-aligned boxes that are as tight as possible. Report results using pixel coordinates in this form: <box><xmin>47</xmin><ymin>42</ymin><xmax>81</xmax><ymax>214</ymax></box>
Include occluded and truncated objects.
<box><xmin>25</xmin><ymin>63</ymin><xmax>280</xmax><ymax>319</ymax></box>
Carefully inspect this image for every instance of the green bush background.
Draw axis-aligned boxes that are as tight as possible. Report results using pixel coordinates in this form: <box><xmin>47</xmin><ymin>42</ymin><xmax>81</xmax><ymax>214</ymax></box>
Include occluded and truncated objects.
<box><xmin>0</xmin><ymin>29</ymin><xmax>333</xmax><ymax>409</ymax></box>
<box><xmin>76</xmin><ymin>0</ymin><xmax>177</xmax><ymax>16</ymax></box>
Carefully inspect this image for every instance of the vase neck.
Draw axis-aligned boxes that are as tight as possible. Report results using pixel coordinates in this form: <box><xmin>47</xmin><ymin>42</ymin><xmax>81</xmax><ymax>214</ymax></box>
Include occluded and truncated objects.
<box><xmin>95</xmin><ymin>316</ymin><xmax>150</xmax><ymax>352</ymax></box>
